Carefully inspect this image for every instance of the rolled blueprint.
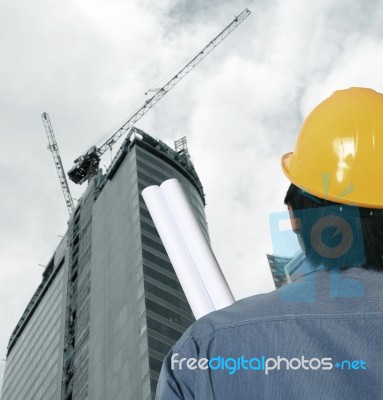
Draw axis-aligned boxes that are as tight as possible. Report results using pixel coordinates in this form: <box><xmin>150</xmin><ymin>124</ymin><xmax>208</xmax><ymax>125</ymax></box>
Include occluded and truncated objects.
<box><xmin>141</xmin><ymin>185</ymin><xmax>215</xmax><ymax>319</ymax></box>
<box><xmin>142</xmin><ymin>179</ymin><xmax>234</xmax><ymax>319</ymax></box>
<box><xmin>160</xmin><ymin>179</ymin><xmax>234</xmax><ymax>310</ymax></box>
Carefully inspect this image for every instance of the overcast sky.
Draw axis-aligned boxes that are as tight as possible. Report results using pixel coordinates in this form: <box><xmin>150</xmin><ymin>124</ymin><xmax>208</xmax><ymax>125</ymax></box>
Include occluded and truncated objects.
<box><xmin>1</xmin><ymin>0</ymin><xmax>383</xmax><ymax>391</ymax></box>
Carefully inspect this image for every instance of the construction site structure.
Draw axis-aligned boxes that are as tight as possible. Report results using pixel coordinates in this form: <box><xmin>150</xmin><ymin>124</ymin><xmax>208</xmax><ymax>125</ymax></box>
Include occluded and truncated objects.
<box><xmin>42</xmin><ymin>112</ymin><xmax>75</xmax><ymax>214</ymax></box>
<box><xmin>68</xmin><ymin>8</ymin><xmax>251</xmax><ymax>185</ymax></box>
<box><xmin>2</xmin><ymin>127</ymin><xmax>210</xmax><ymax>400</ymax></box>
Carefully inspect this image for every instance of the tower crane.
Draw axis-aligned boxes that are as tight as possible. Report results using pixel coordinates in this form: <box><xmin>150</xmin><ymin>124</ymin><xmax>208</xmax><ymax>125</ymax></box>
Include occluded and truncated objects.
<box><xmin>68</xmin><ymin>8</ymin><xmax>251</xmax><ymax>185</ymax></box>
<box><xmin>42</xmin><ymin>112</ymin><xmax>75</xmax><ymax>214</ymax></box>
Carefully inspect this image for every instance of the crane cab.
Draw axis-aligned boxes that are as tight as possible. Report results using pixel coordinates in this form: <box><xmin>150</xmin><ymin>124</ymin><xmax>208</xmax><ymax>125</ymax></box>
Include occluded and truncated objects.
<box><xmin>68</xmin><ymin>146</ymin><xmax>100</xmax><ymax>184</ymax></box>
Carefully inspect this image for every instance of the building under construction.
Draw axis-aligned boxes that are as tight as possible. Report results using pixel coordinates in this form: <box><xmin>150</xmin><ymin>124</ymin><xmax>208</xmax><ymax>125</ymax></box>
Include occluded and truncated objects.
<box><xmin>267</xmin><ymin>251</ymin><xmax>306</xmax><ymax>288</ymax></box>
<box><xmin>1</xmin><ymin>10</ymin><xmax>254</xmax><ymax>400</ymax></box>
<box><xmin>1</xmin><ymin>129</ymin><xmax>209</xmax><ymax>400</ymax></box>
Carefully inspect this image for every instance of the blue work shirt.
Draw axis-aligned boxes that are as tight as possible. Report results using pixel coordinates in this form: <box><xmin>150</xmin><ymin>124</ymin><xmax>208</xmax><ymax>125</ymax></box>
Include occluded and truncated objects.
<box><xmin>155</xmin><ymin>266</ymin><xmax>383</xmax><ymax>399</ymax></box>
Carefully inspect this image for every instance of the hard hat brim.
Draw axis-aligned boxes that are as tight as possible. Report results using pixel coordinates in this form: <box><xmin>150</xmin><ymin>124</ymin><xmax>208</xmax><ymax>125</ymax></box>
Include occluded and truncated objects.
<box><xmin>281</xmin><ymin>152</ymin><xmax>383</xmax><ymax>209</ymax></box>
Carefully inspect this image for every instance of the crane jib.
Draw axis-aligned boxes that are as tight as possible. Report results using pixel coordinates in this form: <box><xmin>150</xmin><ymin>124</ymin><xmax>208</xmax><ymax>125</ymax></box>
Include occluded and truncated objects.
<box><xmin>67</xmin><ymin>8</ymin><xmax>251</xmax><ymax>185</ymax></box>
<box><xmin>42</xmin><ymin>113</ymin><xmax>75</xmax><ymax>214</ymax></box>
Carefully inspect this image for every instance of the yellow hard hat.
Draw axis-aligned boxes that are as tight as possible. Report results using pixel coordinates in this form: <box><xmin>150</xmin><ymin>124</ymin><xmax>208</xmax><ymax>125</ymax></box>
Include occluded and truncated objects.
<box><xmin>282</xmin><ymin>87</ymin><xmax>383</xmax><ymax>208</ymax></box>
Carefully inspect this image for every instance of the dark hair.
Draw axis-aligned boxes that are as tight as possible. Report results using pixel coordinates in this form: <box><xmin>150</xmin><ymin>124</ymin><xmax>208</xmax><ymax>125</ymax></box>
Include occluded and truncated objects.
<box><xmin>285</xmin><ymin>183</ymin><xmax>383</xmax><ymax>271</ymax></box>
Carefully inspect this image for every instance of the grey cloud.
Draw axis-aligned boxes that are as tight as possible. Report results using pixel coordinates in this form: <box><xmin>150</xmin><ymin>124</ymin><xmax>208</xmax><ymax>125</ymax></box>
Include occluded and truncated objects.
<box><xmin>167</xmin><ymin>0</ymin><xmax>241</xmax><ymax>23</ymax></box>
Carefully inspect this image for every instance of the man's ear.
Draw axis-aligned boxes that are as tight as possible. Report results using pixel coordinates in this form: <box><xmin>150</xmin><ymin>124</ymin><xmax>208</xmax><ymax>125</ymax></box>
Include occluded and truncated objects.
<box><xmin>287</xmin><ymin>205</ymin><xmax>301</xmax><ymax>233</ymax></box>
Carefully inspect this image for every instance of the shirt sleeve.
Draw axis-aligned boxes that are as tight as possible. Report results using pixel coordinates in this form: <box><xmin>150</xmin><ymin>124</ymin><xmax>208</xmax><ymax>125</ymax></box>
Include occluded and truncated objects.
<box><xmin>155</xmin><ymin>342</ymin><xmax>198</xmax><ymax>400</ymax></box>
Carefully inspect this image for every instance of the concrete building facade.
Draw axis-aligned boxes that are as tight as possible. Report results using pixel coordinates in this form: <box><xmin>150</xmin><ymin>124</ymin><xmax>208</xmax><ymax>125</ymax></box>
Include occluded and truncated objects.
<box><xmin>1</xmin><ymin>129</ymin><xmax>208</xmax><ymax>400</ymax></box>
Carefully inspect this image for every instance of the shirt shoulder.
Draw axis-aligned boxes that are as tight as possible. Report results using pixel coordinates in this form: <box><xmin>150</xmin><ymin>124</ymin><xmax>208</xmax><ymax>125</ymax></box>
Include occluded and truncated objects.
<box><xmin>176</xmin><ymin>267</ymin><xmax>383</xmax><ymax>349</ymax></box>
<box><xmin>156</xmin><ymin>268</ymin><xmax>383</xmax><ymax>399</ymax></box>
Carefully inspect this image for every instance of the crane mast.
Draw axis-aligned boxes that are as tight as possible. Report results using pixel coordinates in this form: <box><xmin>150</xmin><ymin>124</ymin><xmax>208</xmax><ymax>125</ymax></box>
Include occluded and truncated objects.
<box><xmin>42</xmin><ymin>112</ymin><xmax>75</xmax><ymax>214</ymax></box>
<box><xmin>68</xmin><ymin>8</ymin><xmax>251</xmax><ymax>185</ymax></box>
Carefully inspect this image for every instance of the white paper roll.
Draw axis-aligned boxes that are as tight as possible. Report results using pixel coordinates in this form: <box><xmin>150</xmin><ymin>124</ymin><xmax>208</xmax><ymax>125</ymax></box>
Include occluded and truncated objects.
<box><xmin>141</xmin><ymin>185</ymin><xmax>214</xmax><ymax>319</ymax></box>
<box><xmin>160</xmin><ymin>179</ymin><xmax>234</xmax><ymax>309</ymax></box>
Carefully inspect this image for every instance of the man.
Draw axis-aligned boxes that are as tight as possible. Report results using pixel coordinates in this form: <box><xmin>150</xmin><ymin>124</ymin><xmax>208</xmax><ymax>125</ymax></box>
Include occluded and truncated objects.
<box><xmin>155</xmin><ymin>87</ymin><xmax>383</xmax><ymax>399</ymax></box>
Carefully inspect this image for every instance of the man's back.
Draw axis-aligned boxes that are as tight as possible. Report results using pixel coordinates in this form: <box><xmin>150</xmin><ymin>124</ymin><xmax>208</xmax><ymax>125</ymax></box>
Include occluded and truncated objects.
<box><xmin>156</xmin><ymin>266</ymin><xmax>383</xmax><ymax>399</ymax></box>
